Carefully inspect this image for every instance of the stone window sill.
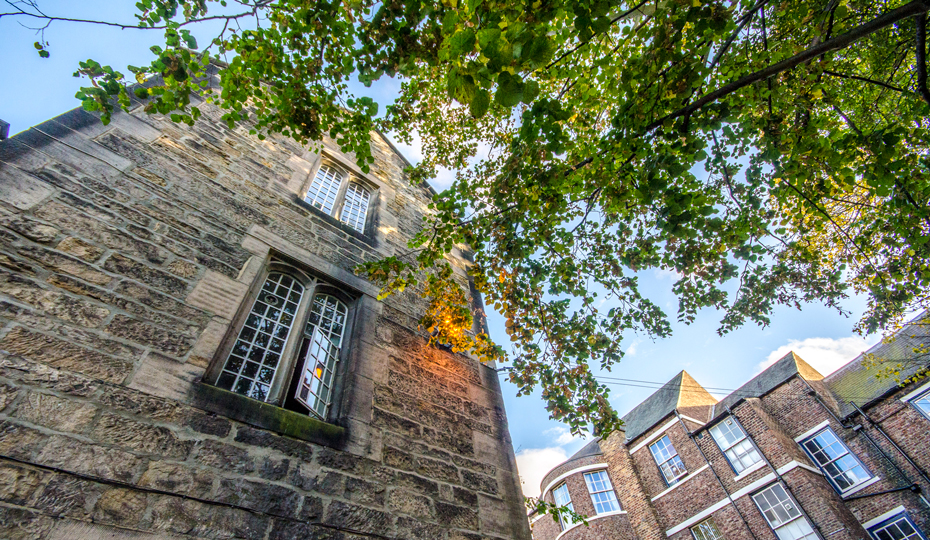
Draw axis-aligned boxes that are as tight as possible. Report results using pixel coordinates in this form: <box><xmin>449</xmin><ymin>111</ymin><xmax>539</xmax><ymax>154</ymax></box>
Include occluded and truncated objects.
<box><xmin>192</xmin><ymin>382</ymin><xmax>345</xmax><ymax>448</ymax></box>
<box><xmin>292</xmin><ymin>196</ymin><xmax>376</xmax><ymax>247</ymax></box>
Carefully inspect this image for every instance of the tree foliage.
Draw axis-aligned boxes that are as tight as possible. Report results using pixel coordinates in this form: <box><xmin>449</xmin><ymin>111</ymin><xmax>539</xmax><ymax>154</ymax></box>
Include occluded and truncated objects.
<box><xmin>5</xmin><ymin>0</ymin><xmax>930</xmax><ymax>435</ymax></box>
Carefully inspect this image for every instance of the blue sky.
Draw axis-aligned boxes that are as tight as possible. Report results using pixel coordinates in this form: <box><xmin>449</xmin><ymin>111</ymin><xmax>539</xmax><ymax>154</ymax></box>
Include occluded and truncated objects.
<box><xmin>1</xmin><ymin>1</ymin><xmax>880</xmax><ymax>499</ymax></box>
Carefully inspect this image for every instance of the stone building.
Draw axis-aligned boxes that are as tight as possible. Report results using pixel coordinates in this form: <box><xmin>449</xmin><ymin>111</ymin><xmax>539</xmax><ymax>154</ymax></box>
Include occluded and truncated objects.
<box><xmin>0</xmin><ymin>66</ymin><xmax>531</xmax><ymax>540</ymax></box>
<box><xmin>532</xmin><ymin>314</ymin><xmax>930</xmax><ymax>540</ymax></box>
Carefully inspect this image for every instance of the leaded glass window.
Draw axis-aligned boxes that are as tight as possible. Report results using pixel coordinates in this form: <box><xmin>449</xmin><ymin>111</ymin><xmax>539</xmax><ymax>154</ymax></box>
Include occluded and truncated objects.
<box><xmin>710</xmin><ymin>417</ymin><xmax>762</xmax><ymax>474</ymax></box>
<box><xmin>295</xmin><ymin>294</ymin><xmax>348</xmax><ymax>419</ymax></box>
<box><xmin>217</xmin><ymin>273</ymin><xmax>303</xmax><ymax>401</ymax></box>
<box><xmin>305</xmin><ymin>164</ymin><xmax>343</xmax><ymax>214</ymax></box>
<box><xmin>692</xmin><ymin>518</ymin><xmax>725</xmax><ymax>540</ymax></box>
<box><xmin>650</xmin><ymin>435</ymin><xmax>688</xmax><ymax>485</ymax></box>
<box><xmin>583</xmin><ymin>470</ymin><xmax>620</xmax><ymax>514</ymax></box>
<box><xmin>340</xmin><ymin>183</ymin><xmax>371</xmax><ymax>233</ymax></box>
<box><xmin>800</xmin><ymin>427</ymin><xmax>871</xmax><ymax>493</ymax></box>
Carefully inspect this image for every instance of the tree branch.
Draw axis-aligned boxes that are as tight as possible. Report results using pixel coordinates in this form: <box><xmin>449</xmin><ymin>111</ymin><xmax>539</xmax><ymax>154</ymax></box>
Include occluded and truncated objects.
<box><xmin>644</xmin><ymin>0</ymin><xmax>930</xmax><ymax>132</ymax></box>
<box><xmin>822</xmin><ymin>69</ymin><xmax>913</xmax><ymax>94</ymax></box>
<box><xmin>916</xmin><ymin>15</ymin><xmax>930</xmax><ymax>105</ymax></box>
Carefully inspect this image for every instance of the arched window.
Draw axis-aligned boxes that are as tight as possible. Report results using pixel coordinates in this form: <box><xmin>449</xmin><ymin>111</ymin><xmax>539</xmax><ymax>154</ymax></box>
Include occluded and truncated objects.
<box><xmin>216</xmin><ymin>273</ymin><xmax>304</xmax><ymax>401</ymax></box>
<box><xmin>212</xmin><ymin>265</ymin><xmax>355</xmax><ymax>421</ymax></box>
<box><xmin>339</xmin><ymin>183</ymin><xmax>371</xmax><ymax>233</ymax></box>
<box><xmin>305</xmin><ymin>164</ymin><xmax>343</xmax><ymax>214</ymax></box>
<box><xmin>303</xmin><ymin>162</ymin><xmax>374</xmax><ymax>234</ymax></box>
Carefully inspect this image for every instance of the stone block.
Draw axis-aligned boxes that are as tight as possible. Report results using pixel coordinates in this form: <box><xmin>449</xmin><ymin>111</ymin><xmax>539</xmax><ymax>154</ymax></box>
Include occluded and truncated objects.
<box><xmin>104</xmin><ymin>254</ymin><xmax>187</xmax><ymax>295</ymax></box>
<box><xmin>14</xmin><ymin>391</ymin><xmax>97</xmax><ymax>433</ymax></box>
<box><xmin>148</xmin><ymin>496</ymin><xmax>269</xmax><ymax>540</ymax></box>
<box><xmin>435</xmin><ymin>501</ymin><xmax>480</xmax><ymax>531</ymax></box>
<box><xmin>4</xmin><ymin>217</ymin><xmax>59</xmax><ymax>243</ymax></box>
<box><xmin>127</xmin><ymin>351</ymin><xmax>201</xmax><ymax>401</ymax></box>
<box><xmin>56</xmin><ymin>237</ymin><xmax>105</xmax><ymax>262</ymax></box>
<box><xmin>35</xmin><ymin>290</ymin><xmax>111</xmax><ymax>327</ymax></box>
<box><xmin>346</xmin><ymin>476</ymin><xmax>387</xmax><ymax>507</ymax></box>
<box><xmin>288</xmin><ymin>463</ymin><xmax>345</xmax><ymax>496</ymax></box>
<box><xmin>107</xmin><ymin>315</ymin><xmax>195</xmax><ymax>356</ymax></box>
<box><xmin>112</xmin><ymin>279</ymin><xmax>209</xmax><ymax>325</ymax></box>
<box><xmin>18</xmin><ymin>245</ymin><xmax>110</xmax><ymax>285</ymax></box>
<box><xmin>0</xmin><ymin>352</ymin><xmax>98</xmax><ymax>397</ymax></box>
<box><xmin>462</xmin><ymin>469</ymin><xmax>499</xmax><ymax>496</ymax></box>
<box><xmin>383</xmin><ymin>446</ymin><xmax>416</xmax><ymax>472</ymax></box>
<box><xmin>192</xmin><ymin>439</ymin><xmax>255</xmax><ymax>474</ymax></box>
<box><xmin>387</xmin><ymin>488</ymin><xmax>433</xmax><ymax>520</ymax></box>
<box><xmin>0</xmin><ymin>461</ymin><xmax>50</xmax><ymax>505</ymax></box>
<box><xmin>139</xmin><ymin>461</ymin><xmax>214</xmax><ymax>499</ymax></box>
<box><xmin>182</xmin><ymin>410</ymin><xmax>231</xmax><ymax>438</ymax></box>
<box><xmin>188</xmin><ymin>318</ymin><xmax>231</xmax><ymax>366</ymax></box>
<box><xmin>166</xmin><ymin>259</ymin><xmax>198</xmax><ymax>278</ymax></box>
<box><xmin>233</xmin><ymin>425</ymin><xmax>314</xmax><ymax>461</ymax></box>
<box><xmin>215</xmin><ymin>477</ymin><xmax>301</xmax><ymax>518</ymax></box>
<box><xmin>34</xmin><ymin>473</ymin><xmax>105</xmax><ymax>519</ymax></box>
<box><xmin>185</xmin><ymin>269</ymin><xmax>249</xmax><ymax>320</ymax></box>
<box><xmin>0</xmin><ymin>382</ymin><xmax>17</xmax><ymax>413</ymax></box>
<box><xmin>417</xmin><ymin>455</ymin><xmax>460</xmax><ymax>484</ymax></box>
<box><xmin>96</xmin><ymin>384</ymin><xmax>184</xmax><ymax>421</ymax></box>
<box><xmin>92</xmin><ymin>488</ymin><xmax>147</xmax><ymax>528</ymax></box>
<box><xmin>92</xmin><ymin>412</ymin><xmax>193</xmax><ymax>459</ymax></box>
<box><xmin>0</xmin><ymin>326</ymin><xmax>132</xmax><ymax>384</ymax></box>
<box><xmin>395</xmin><ymin>517</ymin><xmax>448</xmax><ymax>540</ymax></box>
<box><xmin>0</xmin><ymin>505</ymin><xmax>55</xmax><ymax>540</ymax></box>
<box><xmin>37</xmin><ymin>435</ymin><xmax>144</xmax><ymax>484</ymax></box>
<box><xmin>324</xmin><ymin>501</ymin><xmax>393</xmax><ymax>537</ymax></box>
<box><xmin>259</xmin><ymin>456</ymin><xmax>290</xmax><ymax>481</ymax></box>
<box><xmin>0</xmin><ymin>166</ymin><xmax>54</xmax><ymax>211</ymax></box>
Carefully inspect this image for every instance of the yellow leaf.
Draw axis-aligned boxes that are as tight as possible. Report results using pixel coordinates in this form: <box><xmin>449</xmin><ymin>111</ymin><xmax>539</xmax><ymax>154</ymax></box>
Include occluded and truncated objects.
<box><xmin>692</xmin><ymin>0</ymin><xmax>701</xmax><ymax>5</ymax></box>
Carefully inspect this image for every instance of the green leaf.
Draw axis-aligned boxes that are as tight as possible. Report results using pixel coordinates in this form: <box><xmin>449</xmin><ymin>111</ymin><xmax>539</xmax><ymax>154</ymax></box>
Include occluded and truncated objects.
<box><xmin>494</xmin><ymin>72</ymin><xmax>523</xmax><ymax>107</ymax></box>
<box><xmin>470</xmin><ymin>89</ymin><xmax>491</xmax><ymax>118</ymax></box>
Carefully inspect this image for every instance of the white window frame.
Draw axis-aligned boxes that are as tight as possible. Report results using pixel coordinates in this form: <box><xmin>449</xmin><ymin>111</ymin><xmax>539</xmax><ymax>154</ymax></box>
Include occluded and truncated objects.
<box><xmin>799</xmin><ymin>427</ymin><xmax>872</xmax><ymax>495</ymax></box>
<box><xmin>650</xmin><ymin>435</ymin><xmax>688</xmax><ymax>486</ymax></box>
<box><xmin>910</xmin><ymin>389</ymin><xmax>930</xmax><ymax>422</ymax></box>
<box><xmin>583</xmin><ymin>470</ymin><xmax>620</xmax><ymax>515</ymax></box>
<box><xmin>210</xmin><ymin>261</ymin><xmax>354</xmax><ymax>421</ymax></box>
<box><xmin>691</xmin><ymin>517</ymin><xmax>725</xmax><ymax>540</ymax></box>
<box><xmin>304</xmin><ymin>162</ymin><xmax>374</xmax><ymax>234</ymax></box>
<box><xmin>867</xmin><ymin>510</ymin><xmax>927</xmax><ymax>540</ymax></box>
<box><xmin>552</xmin><ymin>482</ymin><xmax>575</xmax><ymax>531</ymax></box>
<box><xmin>752</xmin><ymin>483</ymin><xmax>818</xmax><ymax>540</ymax></box>
<box><xmin>709</xmin><ymin>417</ymin><xmax>763</xmax><ymax>474</ymax></box>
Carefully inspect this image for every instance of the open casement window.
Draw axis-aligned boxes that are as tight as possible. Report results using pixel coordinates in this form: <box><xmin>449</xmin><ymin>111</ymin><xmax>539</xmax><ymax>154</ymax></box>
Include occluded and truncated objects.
<box><xmin>709</xmin><ymin>417</ymin><xmax>762</xmax><ymax>474</ymax></box>
<box><xmin>213</xmin><ymin>263</ymin><xmax>353</xmax><ymax>421</ymax></box>
<box><xmin>800</xmin><ymin>427</ymin><xmax>872</xmax><ymax>494</ymax></box>
<box><xmin>552</xmin><ymin>482</ymin><xmax>575</xmax><ymax>531</ymax></box>
<box><xmin>911</xmin><ymin>389</ymin><xmax>930</xmax><ymax>421</ymax></box>
<box><xmin>691</xmin><ymin>518</ymin><xmax>725</xmax><ymax>540</ymax></box>
<box><xmin>752</xmin><ymin>484</ymin><xmax>818</xmax><ymax>540</ymax></box>
<box><xmin>649</xmin><ymin>435</ymin><xmax>688</xmax><ymax>486</ymax></box>
<box><xmin>583</xmin><ymin>470</ymin><xmax>620</xmax><ymax>514</ymax></box>
<box><xmin>304</xmin><ymin>163</ymin><xmax>373</xmax><ymax>234</ymax></box>
<box><xmin>868</xmin><ymin>511</ymin><xmax>928</xmax><ymax>540</ymax></box>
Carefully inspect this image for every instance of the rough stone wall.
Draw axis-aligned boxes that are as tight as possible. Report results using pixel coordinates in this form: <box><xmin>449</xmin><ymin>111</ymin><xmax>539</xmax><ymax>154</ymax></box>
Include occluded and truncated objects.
<box><xmin>0</xmin><ymin>87</ymin><xmax>530</xmax><ymax>540</ymax></box>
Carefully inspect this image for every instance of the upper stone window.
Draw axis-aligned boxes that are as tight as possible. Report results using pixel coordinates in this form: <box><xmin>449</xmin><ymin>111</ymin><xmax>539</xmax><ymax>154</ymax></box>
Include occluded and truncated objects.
<box><xmin>304</xmin><ymin>163</ymin><xmax>373</xmax><ymax>234</ymax></box>
<box><xmin>211</xmin><ymin>261</ymin><xmax>353</xmax><ymax>421</ymax></box>
<box><xmin>799</xmin><ymin>427</ymin><xmax>872</xmax><ymax>494</ymax></box>
<box><xmin>649</xmin><ymin>435</ymin><xmax>688</xmax><ymax>486</ymax></box>
<box><xmin>709</xmin><ymin>417</ymin><xmax>762</xmax><ymax>474</ymax></box>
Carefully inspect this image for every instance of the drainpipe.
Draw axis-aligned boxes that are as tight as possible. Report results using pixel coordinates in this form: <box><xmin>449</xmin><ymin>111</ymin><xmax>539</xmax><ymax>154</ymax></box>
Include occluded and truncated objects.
<box><xmin>851</xmin><ymin>402</ymin><xmax>930</xmax><ymax>489</ymax></box>
<box><xmin>675</xmin><ymin>411</ymin><xmax>760</xmax><ymax>540</ymax></box>
<box><xmin>726</xmin><ymin>406</ymin><xmax>827</xmax><ymax>540</ymax></box>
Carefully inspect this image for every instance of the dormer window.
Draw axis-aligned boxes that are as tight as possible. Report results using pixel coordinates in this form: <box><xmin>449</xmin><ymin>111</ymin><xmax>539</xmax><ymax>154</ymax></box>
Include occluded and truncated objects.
<box><xmin>304</xmin><ymin>163</ymin><xmax>373</xmax><ymax>234</ymax></box>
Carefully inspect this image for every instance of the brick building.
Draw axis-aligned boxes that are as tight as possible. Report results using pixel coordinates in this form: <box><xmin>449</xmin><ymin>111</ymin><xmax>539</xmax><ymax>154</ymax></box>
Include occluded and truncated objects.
<box><xmin>0</xmin><ymin>65</ymin><xmax>531</xmax><ymax>540</ymax></box>
<box><xmin>532</xmin><ymin>314</ymin><xmax>930</xmax><ymax>540</ymax></box>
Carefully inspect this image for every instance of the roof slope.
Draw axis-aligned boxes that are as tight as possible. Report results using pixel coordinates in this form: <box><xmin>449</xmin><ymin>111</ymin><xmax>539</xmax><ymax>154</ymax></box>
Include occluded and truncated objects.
<box><xmin>825</xmin><ymin>312</ymin><xmax>930</xmax><ymax>418</ymax></box>
<box><xmin>622</xmin><ymin>371</ymin><xmax>716</xmax><ymax>442</ymax></box>
<box><xmin>712</xmin><ymin>352</ymin><xmax>823</xmax><ymax>417</ymax></box>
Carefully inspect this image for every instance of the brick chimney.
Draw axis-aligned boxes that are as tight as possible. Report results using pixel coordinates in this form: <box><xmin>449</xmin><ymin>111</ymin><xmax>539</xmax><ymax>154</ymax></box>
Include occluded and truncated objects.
<box><xmin>0</xmin><ymin>119</ymin><xmax>9</xmax><ymax>140</ymax></box>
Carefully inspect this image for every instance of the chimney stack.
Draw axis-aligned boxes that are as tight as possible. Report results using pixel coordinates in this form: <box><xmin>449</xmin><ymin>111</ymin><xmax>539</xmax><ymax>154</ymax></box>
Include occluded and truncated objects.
<box><xmin>0</xmin><ymin>119</ymin><xmax>9</xmax><ymax>140</ymax></box>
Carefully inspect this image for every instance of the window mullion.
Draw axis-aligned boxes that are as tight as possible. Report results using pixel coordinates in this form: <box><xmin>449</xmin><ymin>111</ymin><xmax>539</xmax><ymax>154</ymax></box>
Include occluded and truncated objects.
<box><xmin>267</xmin><ymin>277</ymin><xmax>318</xmax><ymax>405</ymax></box>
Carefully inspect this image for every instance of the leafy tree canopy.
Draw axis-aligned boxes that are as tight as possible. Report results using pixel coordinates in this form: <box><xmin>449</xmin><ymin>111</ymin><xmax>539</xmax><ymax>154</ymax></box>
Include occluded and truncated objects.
<box><xmin>5</xmin><ymin>0</ymin><xmax>930</xmax><ymax>435</ymax></box>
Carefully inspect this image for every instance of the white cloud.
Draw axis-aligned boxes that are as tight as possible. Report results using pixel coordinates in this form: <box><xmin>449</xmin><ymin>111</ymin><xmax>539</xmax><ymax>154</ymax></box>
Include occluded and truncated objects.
<box><xmin>654</xmin><ymin>267</ymin><xmax>683</xmax><ymax>281</ymax></box>
<box><xmin>757</xmin><ymin>335</ymin><xmax>881</xmax><ymax>376</ymax></box>
<box><xmin>515</xmin><ymin>447</ymin><xmax>569</xmax><ymax>498</ymax></box>
<box><xmin>626</xmin><ymin>339</ymin><xmax>642</xmax><ymax>357</ymax></box>
<box><xmin>543</xmin><ymin>426</ymin><xmax>577</xmax><ymax>446</ymax></box>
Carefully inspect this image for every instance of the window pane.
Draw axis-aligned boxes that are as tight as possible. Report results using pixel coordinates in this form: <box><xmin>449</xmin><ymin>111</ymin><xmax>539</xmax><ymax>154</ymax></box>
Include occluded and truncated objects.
<box><xmin>552</xmin><ymin>483</ymin><xmax>575</xmax><ymax>530</ymax></box>
<box><xmin>802</xmin><ymin>428</ymin><xmax>871</xmax><ymax>492</ymax></box>
<box><xmin>870</xmin><ymin>514</ymin><xmax>925</xmax><ymax>540</ymax></box>
<box><xmin>340</xmin><ymin>183</ymin><xmax>371</xmax><ymax>233</ymax></box>
<box><xmin>650</xmin><ymin>436</ymin><xmax>687</xmax><ymax>485</ymax></box>
<box><xmin>221</xmin><ymin>273</ymin><xmax>303</xmax><ymax>401</ymax></box>
<box><xmin>583</xmin><ymin>471</ymin><xmax>620</xmax><ymax>514</ymax></box>
<box><xmin>692</xmin><ymin>518</ymin><xmax>725</xmax><ymax>540</ymax></box>
<box><xmin>753</xmin><ymin>484</ymin><xmax>801</xmax><ymax>528</ymax></box>
<box><xmin>305</xmin><ymin>164</ymin><xmax>343</xmax><ymax>215</ymax></box>
<box><xmin>913</xmin><ymin>391</ymin><xmax>930</xmax><ymax>419</ymax></box>
<box><xmin>710</xmin><ymin>419</ymin><xmax>745</xmax><ymax>449</ymax></box>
